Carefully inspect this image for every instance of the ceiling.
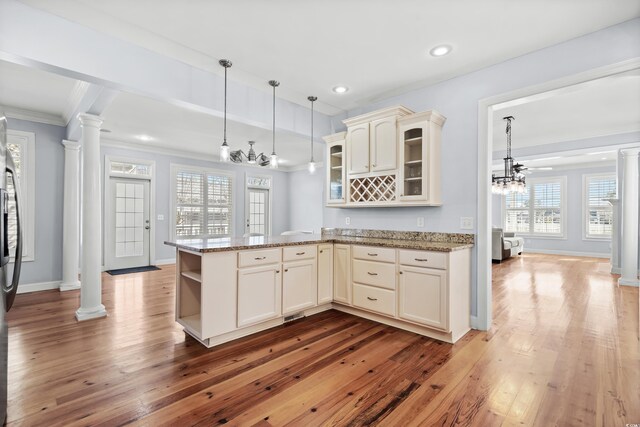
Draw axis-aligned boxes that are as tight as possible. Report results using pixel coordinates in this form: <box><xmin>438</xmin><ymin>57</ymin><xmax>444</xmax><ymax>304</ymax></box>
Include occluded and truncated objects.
<box><xmin>101</xmin><ymin>92</ymin><xmax>320</xmax><ymax>169</ymax></box>
<box><xmin>492</xmin><ymin>69</ymin><xmax>640</xmax><ymax>150</ymax></box>
<box><xmin>19</xmin><ymin>0</ymin><xmax>640</xmax><ymax>113</ymax></box>
<box><xmin>0</xmin><ymin>60</ymin><xmax>79</xmax><ymax>121</ymax></box>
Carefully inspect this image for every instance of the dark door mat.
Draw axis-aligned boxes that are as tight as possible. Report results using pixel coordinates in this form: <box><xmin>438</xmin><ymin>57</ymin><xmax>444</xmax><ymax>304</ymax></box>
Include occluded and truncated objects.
<box><xmin>106</xmin><ymin>266</ymin><xmax>161</xmax><ymax>276</ymax></box>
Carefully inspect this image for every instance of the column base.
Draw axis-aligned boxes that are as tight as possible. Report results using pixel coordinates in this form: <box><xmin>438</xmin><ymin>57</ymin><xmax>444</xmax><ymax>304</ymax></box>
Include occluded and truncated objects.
<box><xmin>75</xmin><ymin>304</ymin><xmax>107</xmax><ymax>321</ymax></box>
<box><xmin>618</xmin><ymin>277</ymin><xmax>639</xmax><ymax>287</ymax></box>
<box><xmin>60</xmin><ymin>281</ymin><xmax>81</xmax><ymax>292</ymax></box>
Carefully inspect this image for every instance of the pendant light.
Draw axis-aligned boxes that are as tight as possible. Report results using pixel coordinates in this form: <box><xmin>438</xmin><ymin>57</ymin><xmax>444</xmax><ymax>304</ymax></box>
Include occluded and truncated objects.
<box><xmin>491</xmin><ymin>116</ymin><xmax>526</xmax><ymax>195</ymax></box>
<box><xmin>269</xmin><ymin>80</ymin><xmax>280</xmax><ymax>169</ymax></box>
<box><xmin>218</xmin><ymin>59</ymin><xmax>232</xmax><ymax>162</ymax></box>
<box><xmin>307</xmin><ymin>96</ymin><xmax>317</xmax><ymax>174</ymax></box>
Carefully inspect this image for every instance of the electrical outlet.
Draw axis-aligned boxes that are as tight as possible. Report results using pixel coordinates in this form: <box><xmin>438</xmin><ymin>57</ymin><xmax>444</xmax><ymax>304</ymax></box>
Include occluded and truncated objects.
<box><xmin>460</xmin><ymin>217</ymin><xmax>474</xmax><ymax>230</ymax></box>
<box><xmin>345</xmin><ymin>217</ymin><xmax>351</xmax><ymax>225</ymax></box>
<box><xmin>157</xmin><ymin>214</ymin><xmax>164</xmax><ymax>221</ymax></box>
<box><xmin>417</xmin><ymin>217</ymin><xmax>424</xmax><ymax>227</ymax></box>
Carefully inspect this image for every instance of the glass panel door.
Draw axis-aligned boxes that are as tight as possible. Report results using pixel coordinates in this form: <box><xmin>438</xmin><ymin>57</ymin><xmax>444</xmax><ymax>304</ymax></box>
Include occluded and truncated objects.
<box><xmin>246</xmin><ymin>188</ymin><xmax>270</xmax><ymax>236</ymax></box>
<box><xmin>403</xmin><ymin>128</ymin><xmax>423</xmax><ymax>197</ymax></box>
<box><xmin>329</xmin><ymin>144</ymin><xmax>344</xmax><ymax>201</ymax></box>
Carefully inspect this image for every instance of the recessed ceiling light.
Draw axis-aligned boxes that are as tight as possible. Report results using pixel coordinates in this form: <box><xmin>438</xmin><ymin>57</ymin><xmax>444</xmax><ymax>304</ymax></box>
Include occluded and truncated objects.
<box><xmin>429</xmin><ymin>45</ymin><xmax>452</xmax><ymax>57</ymax></box>
<box><xmin>601</xmin><ymin>157</ymin><xmax>607</xmax><ymax>160</ymax></box>
<box><xmin>137</xmin><ymin>134</ymin><xmax>153</xmax><ymax>142</ymax></box>
<box><xmin>332</xmin><ymin>86</ymin><xmax>349</xmax><ymax>94</ymax></box>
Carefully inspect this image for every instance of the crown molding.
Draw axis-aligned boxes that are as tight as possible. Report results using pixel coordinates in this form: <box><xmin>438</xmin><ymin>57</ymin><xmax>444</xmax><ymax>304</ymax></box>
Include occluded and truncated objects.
<box><xmin>0</xmin><ymin>105</ymin><xmax>66</xmax><ymax>127</ymax></box>
<box><xmin>342</xmin><ymin>105</ymin><xmax>414</xmax><ymax>127</ymax></box>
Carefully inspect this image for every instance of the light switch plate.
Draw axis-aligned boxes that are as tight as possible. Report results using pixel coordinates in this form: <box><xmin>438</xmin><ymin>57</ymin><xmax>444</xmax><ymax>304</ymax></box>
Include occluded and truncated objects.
<box><xmin>417</xmin><ymin>217</ymin><xmax>424</xmax><ymax>227</ymax></box>
<box><xmin>157</xmin><ymin>214</ymin><xmax>164</xmax><ymax>221</ymax></box>
<box><xmin>345</xmin><ymin>217</ymin><xmax>351</xmax><ymax>225</ymax></box>
<box><xmin>460</xmin><ymin>217</ymin><xmax>474</xmax><ymax>230</ymax></box>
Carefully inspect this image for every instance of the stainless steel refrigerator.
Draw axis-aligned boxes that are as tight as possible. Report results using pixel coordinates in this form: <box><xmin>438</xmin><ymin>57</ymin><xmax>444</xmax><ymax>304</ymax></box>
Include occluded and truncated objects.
<box><xmin>0</xmin><ymin>113</ymin><xmax>23</xmax><ymax>424</ymax></box>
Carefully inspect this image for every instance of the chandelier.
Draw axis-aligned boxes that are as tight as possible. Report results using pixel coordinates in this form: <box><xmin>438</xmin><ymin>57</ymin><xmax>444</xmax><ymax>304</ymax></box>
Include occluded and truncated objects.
<box><xmin>492</xmin><ymin>116</ymin><xmax>526</xmax><ymax>195</ymax></box>
<box><xmin>230</xmin><ymin>141</ymin><xmax>270</xmax><ymax>166</ymax></box>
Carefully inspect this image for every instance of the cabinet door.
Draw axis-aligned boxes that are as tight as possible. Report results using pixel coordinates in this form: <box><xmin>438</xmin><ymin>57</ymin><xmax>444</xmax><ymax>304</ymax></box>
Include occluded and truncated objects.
<box><xmin>370</xmin><ymin>117</ymin><xmax>397</xmax><ymax>172</ymax></box>
<box><xmin>283</xmin><ymin>260</ymin><xmax>317</xmax><ymax>314</ymax></box>
<box><xmin>317</xmin><ymin>245</ymin><xmax>333</xmax><ymax>305</ymax></box>
<box><xmin>398</xmin><ymin>266</ymin><xmax>448</xmax><ymax>331</ymax></box>
<box><xmin>333</xmin><ymin>244</ymin><xmax>351</xmax><ymax>305</ymax></box>
<box><xmin>347</xmin><ymin>123</ymin><xmax>370</xmax><ymax>175</ymax></box>
<box><xmin>237</xmin><ymin>265</ymin><xmax>281</xmax><ymax>328</ymax></box>
<box><xmin>327</xmin><ymin>141</ymin><xmax>345</xmax><ymax>204</ymax></box>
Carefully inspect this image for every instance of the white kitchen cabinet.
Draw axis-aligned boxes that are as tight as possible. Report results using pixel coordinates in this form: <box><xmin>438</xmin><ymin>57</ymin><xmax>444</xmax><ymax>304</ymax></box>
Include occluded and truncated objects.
<box><xmin>347</xmin><ymin>123</ymin><xmax>370</xmax><ymax>175</ymax></box>
<box><xmin>333</xmin><ymin>244</ymin><xmax>351</xmax><ymax>305</ymax></box>
<box><xmin>282</xmin><ymin>259</ymin><xmax>317</xmax><ymax>314</ymax></box>
<box><xmin>237</xmin><ymin>264</ymin><xmax>282</xmax><ymax>328</ymax></box>
<box><xmin>317</xmin><ymin>244</ymin><xmax>333</xmax><ymax>305</ymax></box>
<box><xmin>370</xmin><ymin>116</ymin><xmax>397</xmax><ymax>172</ymax></box>
<box><xmin>398</xmin><ymin>111</ymin><xmax>446</xmax><ymax>205</ymax></box>
<box><xmin>398</xmin><ymin>266</ymin><xmax>448</xmax><ymax>331</ymax></box>
<box><xmin>324</xmin><ymin>132</ymin><xmax>347</xmax><ymax>205</ymax></box>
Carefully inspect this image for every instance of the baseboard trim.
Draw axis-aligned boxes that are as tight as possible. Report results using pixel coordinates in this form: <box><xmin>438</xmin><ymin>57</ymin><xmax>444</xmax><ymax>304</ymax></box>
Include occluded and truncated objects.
<box><xmin>470</xmin><ymin>315</ymin><xmax>479</xmax><ymax>330</ymax></box>
<box><xmin>525</xmin><ymin>249</ymin><xmax>610</xmax><ymax>258</ymax></box>
<box><xmin>154</xmin><ymin>258</ymin><xmax>176</xmax><ymax>266</ymax></box>
<box><xmin>17</xmin><ymin>281</ymin><xmax>61</xmax><ymax>294</ymax></box>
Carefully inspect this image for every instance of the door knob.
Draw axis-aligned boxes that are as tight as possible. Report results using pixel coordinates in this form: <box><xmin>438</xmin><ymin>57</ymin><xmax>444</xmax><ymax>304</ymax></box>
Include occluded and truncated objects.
<box><xmin>145</xmin><ymin>225</ymin><xmax>150</xmax><ymax>230</ymax></box>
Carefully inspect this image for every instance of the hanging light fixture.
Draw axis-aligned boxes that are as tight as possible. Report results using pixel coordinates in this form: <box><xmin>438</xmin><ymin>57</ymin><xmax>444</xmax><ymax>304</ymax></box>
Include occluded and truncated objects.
<box><xmin>218</xmin><ymin>59</ymin><xmax>232</xmax><ymax>162</ymax></box>
<box><xmin>492</xmin><ymin>116</ymin><xmax>526</xmax><ymax>195</ymax></box>
<box><xmin>307</xmin><ymin>95</ymin><xmax>317</xmax><ymax>174</ymax></box>
<box><xmin>230</xmin><ymin>141</ymin><xmax>270</xmax><ymax>166</ymax></box>
<box><xmin>269</xmin><ymin>80</ymin><xmax>280</xmax><ymax>169</ymax></box>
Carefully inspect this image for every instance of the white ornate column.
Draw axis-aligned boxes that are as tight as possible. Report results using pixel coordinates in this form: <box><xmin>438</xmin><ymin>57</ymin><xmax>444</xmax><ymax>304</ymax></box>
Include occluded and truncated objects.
<box><xmin>603</xmin><ymin>199</ymin><xmax>620</xmax><ymax>274</ymax></box>
<box><xmin>76</xmin><ymin>114</ymin><xmax>107</xmax><ymax>320</ymax></box>
<box><xmin>619</xmin><ymin>148</ymin><xmax>640</xmax><ymax>287</ymax></box>
<box><xmin>60</xmin><ymin>140</ymin><xmax>81</xmax><ymax>291</ymax></box>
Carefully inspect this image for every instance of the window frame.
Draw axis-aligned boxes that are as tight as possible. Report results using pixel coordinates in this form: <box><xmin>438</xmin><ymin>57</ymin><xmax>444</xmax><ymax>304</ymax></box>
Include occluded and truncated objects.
<box><xmin>7</xmin><ymin>129</ymin><xmax>35</xmax><ymax>262</ymax></box>
<box><xmin>582</xmin><ymin>173</ymin><xmax>616</xmax><ymax>241</ymax></box>
<box><xmin>169</xmin><ymin>164</ymin><xmax>234</xmax><ymax>241</ymax></box>
<box><xmin>503</xmin><ymin>176</ymin><xmax>567</xmax><ymax>239</ymax></box>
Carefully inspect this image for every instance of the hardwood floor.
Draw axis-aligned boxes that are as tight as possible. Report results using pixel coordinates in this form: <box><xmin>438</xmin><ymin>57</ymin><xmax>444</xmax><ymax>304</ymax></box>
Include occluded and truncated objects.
<box><xmin>5</xmin><ymin>253</ymin><xmax>639</xmax><ymax>426</ymax></box>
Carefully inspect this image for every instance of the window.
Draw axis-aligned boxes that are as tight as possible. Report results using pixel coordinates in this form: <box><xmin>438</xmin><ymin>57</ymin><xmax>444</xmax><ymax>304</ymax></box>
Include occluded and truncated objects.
<box><xmin>109</xmin><ymin>160</ymin><xmax>152</xmax><ymax>177</ymax></box>
<box><xmin>504</xmin><ymin>177</ymin><xmax>566</xmax><ymax>237</ymax></box>
<box><xmin>171</xmin><ymin>165</ymin><xmax>233</xmax><ymax>239</ymax></box>
<box><xmin>584</xmin><ymin>174</ymin><xmax>616</xmax><ymax>239</ymax></box>
<box><xmin>6</xmin><ymin>130</ymin><xmax>35</xmax><ymax>262</ymax></box>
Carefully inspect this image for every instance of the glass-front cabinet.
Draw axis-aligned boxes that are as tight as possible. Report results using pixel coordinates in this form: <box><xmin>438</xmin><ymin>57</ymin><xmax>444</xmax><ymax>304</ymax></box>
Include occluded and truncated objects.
<box><xmin>324</xmin><ymin>132</ymin><xmax>346</xmax><ymax>205</ymax></box>
<box><xmin>398</xmin><ymin>111</ymin><xmax>445</xmax><ymax>205</ymax></box>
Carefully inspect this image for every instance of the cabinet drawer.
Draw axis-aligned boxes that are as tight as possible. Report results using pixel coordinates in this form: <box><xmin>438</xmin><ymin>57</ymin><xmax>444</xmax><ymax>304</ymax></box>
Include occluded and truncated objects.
<box><xmin>238</xmin><ymin>248</ymin><xmax>281</xmax><ymax>267</ymax></box>
<box><xmin>283</xmin><ymin>245</ymin><xmax>317</xmax><ymax>262</ymax></box>
<box><xmin>352</xmin><ymin>259</ymin><xmax>396</xmax><ymax>290</ymax></box>
<box><xmin>352</xmin><ymin>246</ymin><xmax>395</xmax><ymax>263</ymax></box>
<box><xmin>398</xmin><ymin>249</ymin><xmax>447</xmax><ymax>270</ymax></box>
<box><xmin>353</xmin><ymin>284</ymin><xmax>396</xmax><ymax>317</ymax></box>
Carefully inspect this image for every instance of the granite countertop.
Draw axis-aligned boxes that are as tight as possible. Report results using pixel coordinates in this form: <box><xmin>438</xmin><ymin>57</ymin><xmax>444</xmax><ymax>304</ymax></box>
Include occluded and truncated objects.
<box><xmin>165</xmin><ymin>234</ymin><xmax>473</xmax><ymax>253</ymax></box>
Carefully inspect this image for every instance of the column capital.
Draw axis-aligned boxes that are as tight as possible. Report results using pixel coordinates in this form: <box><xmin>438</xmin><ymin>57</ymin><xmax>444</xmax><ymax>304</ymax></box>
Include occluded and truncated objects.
<box><xmin>62</xmin><ymin>139</ymin><xmax>81</xmax><ymax>151</ymax></box>
<box><xmin>77</xmin><ymin>113</ymin><xmax>103</xmax><ymax>129</ymax></box>
<box><xmin>621</xmin><ymin>147</ymin><xmax>640</xmax><ymax>157</ymax></box>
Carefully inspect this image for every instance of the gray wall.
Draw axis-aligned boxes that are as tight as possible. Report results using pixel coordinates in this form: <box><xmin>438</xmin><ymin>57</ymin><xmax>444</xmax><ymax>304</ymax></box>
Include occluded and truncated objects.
<box><xmin>287</xmin><ymin>167</ymin><xmax>325</xmax><ymax>233</ymax></box>
<box><xmin>320</xmin><ymin>18</ymin><xmax>640</xmax><ymax>317</ymax></box>
<box><xmin>101</xmin><ymin>144</ymin><xmax>291</xmax><ymax>263</ymax></box>
<box><xmin>492</xmin><ymin>164</ymin><xmax>616</xmax><ymax>256</ymax></box>
<box><xmin>7</xmin><ymin>118</ymin><xmax>64</xmax><ymax>284</ymax></box>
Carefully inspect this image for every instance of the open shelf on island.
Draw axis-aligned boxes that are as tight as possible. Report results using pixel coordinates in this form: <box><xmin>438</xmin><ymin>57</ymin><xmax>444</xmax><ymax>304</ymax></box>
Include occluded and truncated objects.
<box><xmin>181</xmin><ymin>271</ymin><xmax>202</xmax><ymax>282</ymax></box>
<box><xmin>179</xmin><ymin>313</ymin><xmax>202</xmax><ymax>335</ymax></box>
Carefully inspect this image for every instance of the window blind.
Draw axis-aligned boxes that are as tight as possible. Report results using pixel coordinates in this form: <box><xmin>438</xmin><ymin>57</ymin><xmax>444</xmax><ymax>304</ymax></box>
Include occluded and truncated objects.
<box><xmin>585</xmin><ymin>175</ymin><xmax>616</xmax><ymax>238</ymax></box>
<box><xmin>504</xmin><ymin>178</ymin><xmax>564</xmax><ymax>236</ymax></box>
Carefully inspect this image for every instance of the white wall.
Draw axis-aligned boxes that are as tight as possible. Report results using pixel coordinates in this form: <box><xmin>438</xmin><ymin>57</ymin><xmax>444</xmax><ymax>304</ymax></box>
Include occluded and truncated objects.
<box><xmin>324</xmin><ymin>18</ymin><xmax>640</xmax><ymax>316</ymax></box>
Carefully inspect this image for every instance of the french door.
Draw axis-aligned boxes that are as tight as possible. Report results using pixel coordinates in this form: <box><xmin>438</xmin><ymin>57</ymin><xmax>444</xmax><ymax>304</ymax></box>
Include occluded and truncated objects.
<box><xmin>245</xmin><ymin>188</ymin><xmax>270</xmax><ymax>236</ymax></box>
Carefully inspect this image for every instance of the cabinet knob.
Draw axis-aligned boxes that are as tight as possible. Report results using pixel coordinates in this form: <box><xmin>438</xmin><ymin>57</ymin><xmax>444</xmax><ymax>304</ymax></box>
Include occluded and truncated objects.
<box><xmin>319</xmin><ymin>250</ymin><xmax>323</xmax><ymax>253</ymax></box>
<box><xmin>372</xmin><ymin>164</ymin><xmax>377</xmax><ymax>167</ymax></box>
<box><xmin>276</xmin><ymin>270</ymin><xmax>280</xmax><ymax>273</ymax></box>
<box><xmin>399</xmin><ymin>271</ymin><xmax>403</xmax><ymax>275</ymax></box>
<box><xmin>284</xmin><ymin>269</ymin><xmax>289</xmax><ymax>272</ymax></box>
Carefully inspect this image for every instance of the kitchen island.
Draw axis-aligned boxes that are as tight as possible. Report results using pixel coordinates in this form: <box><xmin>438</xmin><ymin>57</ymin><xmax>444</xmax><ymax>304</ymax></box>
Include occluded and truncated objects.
<box><xmin>165</xmin><ymin>229</ymin><xmax>474</xmax><ymax>347</ymax></box>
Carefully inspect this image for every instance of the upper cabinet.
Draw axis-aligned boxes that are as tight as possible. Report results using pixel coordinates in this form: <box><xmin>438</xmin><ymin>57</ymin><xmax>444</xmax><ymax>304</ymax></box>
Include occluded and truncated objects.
<box><xmin>328</xmin><ymin>106</ymin><xmax>445</xmax><ymax>208</ymax></box>
<box><xmin>323</xmin><ymin>132</ymin><xmax>347</xmax><ymax>205</ymax></box>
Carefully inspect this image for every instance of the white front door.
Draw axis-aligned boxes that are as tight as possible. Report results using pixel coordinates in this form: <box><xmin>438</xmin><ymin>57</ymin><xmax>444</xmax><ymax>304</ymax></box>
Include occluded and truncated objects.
<box><xmin>109</xmin><ymin>178</ymin><xmax>150</xmax><ymax>269</ymax></box>
<box><xmin>245</xmin><ymin>188</ymin><xmax>270</xmax><ymax>236</ymax></box>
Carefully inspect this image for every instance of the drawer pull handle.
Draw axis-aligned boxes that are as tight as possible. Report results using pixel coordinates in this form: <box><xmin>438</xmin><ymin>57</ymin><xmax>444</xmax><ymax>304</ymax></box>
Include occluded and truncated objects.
<box><xmin>415</xmin><ymin>258</ymin><xmax>428</xmax><ymax>262</ymax></box>
<box><xmin>254</xmin><ymin>256</ymin><xmax>267</xmax><ymax>260</ymax></box>
<box><xmin>367</xmin><ymin>297</ymin><xmax>378</xmax><ymax>301</ymax></box>
<box><xmin>367</xmin><ymin>253</ymin><xmax>378</xmax><ymax>256</ymax></box>
<box><xmin>296</xmin><ymin>252</ymin><xmax>306</xmax><ymax>255</ymax></box>
<box><xmin>367</xmin><ymin>272</ymin><xmax>378</xmax><ymax>276</ymax></box>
